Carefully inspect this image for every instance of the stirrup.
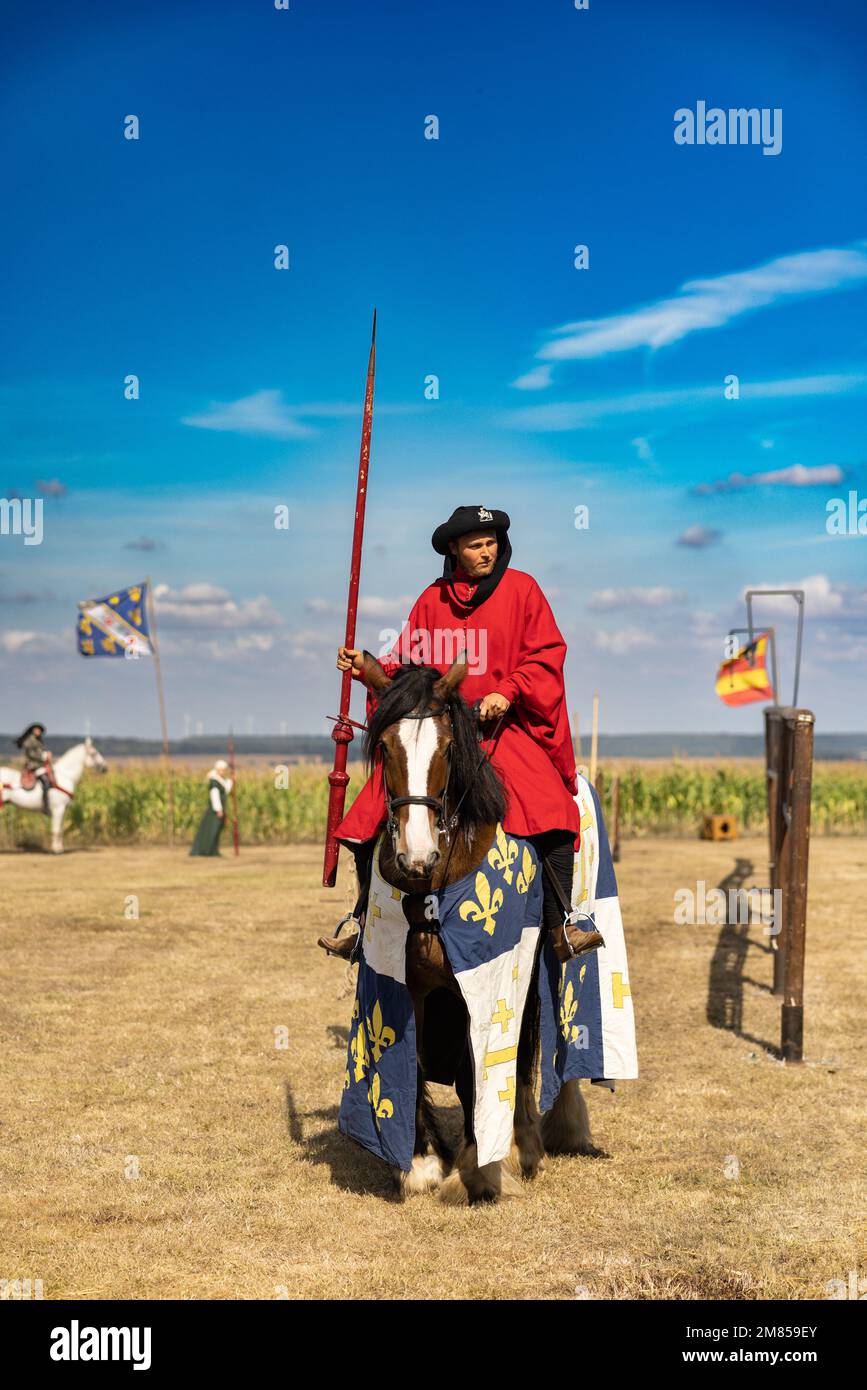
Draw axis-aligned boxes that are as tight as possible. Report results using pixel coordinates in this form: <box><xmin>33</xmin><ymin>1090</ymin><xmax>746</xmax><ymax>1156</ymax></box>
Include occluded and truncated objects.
<box><xmin>555</xmin><ymin>910</ymin><xmax>605</xmax><ymax>962</ymax></box>
<box><xmin>317</xmin><ymin>912</ymin><xmax>362</xmax><ymax>959</ymax></box>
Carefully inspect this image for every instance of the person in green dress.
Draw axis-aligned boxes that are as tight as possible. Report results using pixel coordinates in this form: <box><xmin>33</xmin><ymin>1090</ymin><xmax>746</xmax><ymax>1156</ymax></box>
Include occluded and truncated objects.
<box><xmin>190</xmin><ymin>759</ymin><xmax>234</xmax><ymax>857</ymax></box>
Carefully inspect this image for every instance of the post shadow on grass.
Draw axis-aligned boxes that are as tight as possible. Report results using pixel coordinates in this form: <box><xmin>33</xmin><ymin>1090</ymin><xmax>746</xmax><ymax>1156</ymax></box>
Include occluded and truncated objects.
<box><xmin>706</xmin><ymin>857</ymin><xmax>779</xmax><ymax>1057</ymax></box>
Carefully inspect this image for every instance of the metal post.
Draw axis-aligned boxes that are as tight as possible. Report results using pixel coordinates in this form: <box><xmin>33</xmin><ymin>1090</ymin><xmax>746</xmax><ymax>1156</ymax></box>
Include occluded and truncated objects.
<box><xmin>764</xmin><ymin>707</ymin><xmax>785</xmax><ymax>995</ymax></box>
<box><xmin>781</xmin><ymin>711</ymin><xmax>815</xmax><ymax>1064</ymax></box>
<box><xmin>774</xmin><ymin>713</ymin><xmax>794</xmax><ymax>1000</ymax></box>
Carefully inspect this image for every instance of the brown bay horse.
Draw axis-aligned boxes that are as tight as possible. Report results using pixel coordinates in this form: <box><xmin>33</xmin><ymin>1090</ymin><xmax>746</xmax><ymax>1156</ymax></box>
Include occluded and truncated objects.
<box><xmin>321</xmin><ymin>653</ymin><xmax>600</xmax><ymax>1204</ymax></box>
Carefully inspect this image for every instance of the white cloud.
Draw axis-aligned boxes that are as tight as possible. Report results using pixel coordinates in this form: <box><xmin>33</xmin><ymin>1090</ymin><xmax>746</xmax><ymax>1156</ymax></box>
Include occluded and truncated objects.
<box><xmin>359</xmin><ymin>594</ymin><xmax>414</xmax><ymax>619</ymax></box>
<box><xmin>2</xmin><ymin>630</ymin><xmax>40</xmax><ymax>653</ymax></box>
<box><xmin>696</xmin><ymin>462</ymin><xmax>844</xmax><ymax>493</ymax></box>
<box><xmin>515</xmin><ymin>242</ymin><xmax>867</xmax><ymax>382</ymax></box>
<box><xmin>742</xmin><ymin>573</ymin><xmax>844</xmax><ymax>617</ymax></box>
<box><xmin>183</xmin><ymin>390</ymin><xmax>319</xmax><ymax>439</ymax></box>
<box><xmin>183</xmin><ymin>392</ymin><xmax>418</xmax><ymax>440</ymax></box>
<box><xmin>587</xmin><ymin>586</ymin><xmax>685</xmax><ymax>611</ymax></box>
<box><xmin>632</xmin><ymin>436</ymin><xmax>655</xmax><ymax>463</ymax></box>
<box><xmin>153</xmin><ymin>582</ymin><xmax>281</xmax><ymax>630</ymax></box>
<box><xmin>512</xmin><ymin>364</ymin><xmax>555</xmax><ymax>391</ymax></box>
<box><xmin>203</xmin><ymin>633</ymin><xmax>276</xmax><ymax>661</ymax></box>
<box><xmin>0</xmin><ymin>630</ymin><xmax>66</xmax><ymax>654</ymax></box>
<box><xmin>500</xmin><ymin>373</ymin><xmax>867</xmax><ymax>432</ymax></box>
<box><xmin>592</xmin><ymin>627</ymin><xmax>657</xmax><ymax>655</ymax></box>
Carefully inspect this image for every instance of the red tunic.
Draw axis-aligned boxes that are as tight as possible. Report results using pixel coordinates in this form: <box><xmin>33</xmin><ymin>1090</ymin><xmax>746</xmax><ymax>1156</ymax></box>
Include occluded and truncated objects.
<box><xmin>336</xmin><ymin>567</ymin><xmax>580</xmax><ymax>844</ymax></box>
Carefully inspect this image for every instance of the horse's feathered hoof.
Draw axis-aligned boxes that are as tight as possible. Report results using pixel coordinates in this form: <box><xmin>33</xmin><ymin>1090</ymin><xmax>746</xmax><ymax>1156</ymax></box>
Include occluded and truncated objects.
<box><xmin>438</xmin><ymin>1142</ymin><xmax>523</xmax><ymax>1205</ymax></box>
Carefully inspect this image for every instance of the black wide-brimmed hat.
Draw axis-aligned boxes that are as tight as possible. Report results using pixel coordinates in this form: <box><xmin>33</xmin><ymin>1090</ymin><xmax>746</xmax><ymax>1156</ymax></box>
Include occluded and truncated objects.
<box><xmin>431</xmin><ymin>505</ymin><xmax>510</xmax><ymax>555</ymax></box>
<box><xmin>16</xmin><ymin>722</ymin><xmax>46</xmax><ymax>746</ymax></box>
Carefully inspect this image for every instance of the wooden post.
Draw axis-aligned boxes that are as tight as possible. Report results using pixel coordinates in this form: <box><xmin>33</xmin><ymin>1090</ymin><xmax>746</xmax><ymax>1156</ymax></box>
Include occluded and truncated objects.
<box><xmin>764</xmin><ymin>707</ymin><xmax>785</xmax><ymax>996</ymax></box>
<box><xmin>781</xmin><ymin>711</ymin><xmax>814</xmax><ymax>1064</ymax></box>
<box><xmin>572</xmin><ymin>707</ymin><xmax>581</xmax><ymax>763</ymax></box>
<box><xmin>145</xmin><ymin>577</ymin><xmax>174</xmax><ymax>845</ymax></box>
<box><xmin>589</xmin><ymin>692</ymin><xmax>599</xmax><ymax>785</ymax></box>
<box><xmin>610</xmin><ymin>773</ymin><xmax>621</xmax><ymax>863</ymax></box>
<box><xmin>228</xmin><ymin>730</ymin><xmax>240</xmax><ymax>857</ymax></box>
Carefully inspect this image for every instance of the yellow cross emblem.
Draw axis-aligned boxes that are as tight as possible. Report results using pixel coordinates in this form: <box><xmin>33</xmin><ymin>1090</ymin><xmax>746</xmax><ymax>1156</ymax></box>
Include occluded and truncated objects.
<box><xmin>490</xmin><ymin>998</ymin><xmax>514</xmax><ymax>1034</ymax></box>
<box><xmin>498</xmin><ymin>1076</ymin><xmax>516</xmax><ymax>1111</ymax></box>
<box><xmin>612</xmin><ymin>973</ymin><xmax>631</xmax><ymax>1008</ymax></box>
<box><xmin>481</xmin><ymin>1044</ymin><xmax>517</xmax><ymax>1081</ymax></box>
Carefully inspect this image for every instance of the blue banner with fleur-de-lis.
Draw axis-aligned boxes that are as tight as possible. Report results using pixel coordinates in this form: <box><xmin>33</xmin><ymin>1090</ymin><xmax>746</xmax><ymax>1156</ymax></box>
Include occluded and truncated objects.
<box><xmin>338</xmin><ymin>959</ymin><xmax>417</xmax><ymax>1171</ymax></box>
<box><xmin>338</xmin><ymin>829</ymin><xmax>544</xmax><ymax>1172</ymax></box>
<box><xmin>77</xmin><ymin>581</ymin><xmax>151</xmax><ymax>658</ymax></box>
<box><xmin>539</xmin><ymin>776</ymin><xmax>638</xmax><ymax>1114</ymax></box>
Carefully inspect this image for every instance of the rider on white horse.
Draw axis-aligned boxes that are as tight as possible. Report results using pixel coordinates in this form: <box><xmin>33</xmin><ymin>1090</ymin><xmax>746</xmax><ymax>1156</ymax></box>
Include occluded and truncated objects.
<box><xmin>1</xmin><ymin>736</ymin><xmax>107</xmax><ymax>853</ymax></box>
<box><xmin>16</xmin><ymin>722</ymin><xmax>52</xmax><ymax>814</ymax></box>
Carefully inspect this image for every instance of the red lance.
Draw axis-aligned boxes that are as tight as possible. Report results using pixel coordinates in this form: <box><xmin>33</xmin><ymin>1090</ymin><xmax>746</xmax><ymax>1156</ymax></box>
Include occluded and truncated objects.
<box><xmin>322</xmin><ymin>310</ymin><xmax>377</xmax><ymax>887</ymax></box>
<box><xmin>227</xmin><ymin>729</ymin><xmax>240</xmax><ymax>857</ymax></box>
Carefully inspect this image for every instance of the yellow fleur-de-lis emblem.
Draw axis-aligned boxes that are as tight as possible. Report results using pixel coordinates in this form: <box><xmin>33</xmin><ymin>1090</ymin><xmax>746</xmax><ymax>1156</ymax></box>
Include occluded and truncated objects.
<box><xmin>516</xmin><ymin>846</ymin><xmax>537</xmax><ymax>894</ymax></box>
<box><xmin>560</xmin><ymin>979</ymin><xmax>578</xmax><ymax>1043</ymax></box>
<box><xmin>130</xmin><ymin>607</ymin><xmax>142</xmax><ymax>628</ymax></box>
<box><xmin>368</xmin><ymin>1071</ymin><xmax>394</xmax><ymax>1128</ymax></box>
<box><xmin>558</xmin><ymin>964</ymin><xmax>588</xmax><ymax>1042</ymax></box>
<box><xmin>129</xmin><ymin>587</ymin><xmax>141</xmax><ymax>601</ymax></box>
<box><xmin>459</xmin><ymin>871</ymin><xmax>504</xmax><ymax>936</ymax></box>
<box><xmin>79</xmin><ymin>616</ymin><xmax>92</xmax><ymax>635</ymax></box>
<box><xmin>365</xmin><ymin>999</ymin><xmax>396</xmax><ymax>1062</ymax></box>
<box><xmin>80</xmin><ymin>639</ymin><xmax>94</xmax><ymax>655</ymax></box>
<box><xmin>350</xmin><ymin>1021</ymin><xmax>369</xmax><ymax>1082</ymax></box>
<box><xmin>487</xmin><ymin>824</ymin><xmax>519</xmax><ymax>884</ymax></box>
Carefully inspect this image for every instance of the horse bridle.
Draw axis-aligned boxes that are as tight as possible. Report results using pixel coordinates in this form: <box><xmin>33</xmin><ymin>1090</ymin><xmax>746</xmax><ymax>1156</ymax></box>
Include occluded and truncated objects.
<box><xmin>382</xmin><ymin>706</ymin><xmax>458</xmax><ymax>847</ymax></box>
<box><xmin>381</xmin><ymin>703</ymin><xmax>506</xmax><ymax>852</ymax></box>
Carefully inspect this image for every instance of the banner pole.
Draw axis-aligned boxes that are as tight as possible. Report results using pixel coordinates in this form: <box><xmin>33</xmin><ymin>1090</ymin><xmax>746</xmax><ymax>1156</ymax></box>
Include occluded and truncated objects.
<box><xmin>145</xmin><ymin>577</ymin><xmax>174</xmax><ymax>846</ymax></box>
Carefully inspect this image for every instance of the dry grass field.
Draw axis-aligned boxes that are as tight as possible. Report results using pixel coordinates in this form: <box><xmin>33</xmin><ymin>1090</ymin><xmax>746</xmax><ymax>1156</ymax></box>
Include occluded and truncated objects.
<box><xmin>1</xmin><ymin>835</ymin><xmax>865</xmax><ymax>1301</ymax></box>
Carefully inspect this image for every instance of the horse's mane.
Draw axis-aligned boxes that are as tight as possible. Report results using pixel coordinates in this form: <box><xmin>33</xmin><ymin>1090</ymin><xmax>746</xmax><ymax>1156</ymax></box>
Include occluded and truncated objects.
<box><xmin>364</xmin><ymin>664</ymin><xmax>507</xmax><ymax>834</ymax></box>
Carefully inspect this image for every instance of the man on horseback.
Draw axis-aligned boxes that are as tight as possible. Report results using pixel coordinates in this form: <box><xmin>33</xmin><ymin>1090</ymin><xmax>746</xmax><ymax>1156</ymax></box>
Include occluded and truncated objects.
<box><xmin>331</xmin><ymin>505</ymin><xmax>598</xmax><ymax>959</ymax></box>
<box><xmin>15</xmin><ymin>722</ymin><xmax>52</xmax><ymax>814</ymax></box>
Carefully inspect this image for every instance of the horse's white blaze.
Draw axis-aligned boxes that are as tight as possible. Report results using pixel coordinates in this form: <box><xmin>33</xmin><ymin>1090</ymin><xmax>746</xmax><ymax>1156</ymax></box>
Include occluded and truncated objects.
<box><xmin>397</xmin><ymin>716</ymin><xmax>439</xmax><ymax>863</ymax></box>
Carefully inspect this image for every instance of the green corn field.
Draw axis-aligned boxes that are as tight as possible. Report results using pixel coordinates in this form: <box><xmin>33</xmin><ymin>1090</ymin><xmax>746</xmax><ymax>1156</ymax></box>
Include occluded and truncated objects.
<box><xmin>2</xmin><ymin>761</ymin><xmax>867</xmax><ymax>850</ymax></box>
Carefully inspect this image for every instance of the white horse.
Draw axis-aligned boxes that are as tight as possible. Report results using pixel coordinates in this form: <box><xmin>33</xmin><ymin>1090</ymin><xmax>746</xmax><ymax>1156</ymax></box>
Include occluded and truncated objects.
<box><xmin>0</xmin><ymin>739</ymin><xmax>107</xmax><ymax>853</ymax></box>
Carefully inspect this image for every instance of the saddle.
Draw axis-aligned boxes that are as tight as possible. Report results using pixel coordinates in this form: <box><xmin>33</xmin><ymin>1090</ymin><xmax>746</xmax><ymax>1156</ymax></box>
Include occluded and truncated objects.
<box><xmin>20</xmin><ymin>769</ymin><xmax>37</xmax><ymax>790</ymax></box>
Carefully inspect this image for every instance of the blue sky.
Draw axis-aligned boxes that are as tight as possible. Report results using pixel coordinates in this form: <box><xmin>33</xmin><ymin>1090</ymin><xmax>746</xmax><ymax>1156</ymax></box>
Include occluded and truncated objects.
<box><xmin>2</xmin><ymin>0</ymin><xmax>866</xmax><ymax>737</ymax></box>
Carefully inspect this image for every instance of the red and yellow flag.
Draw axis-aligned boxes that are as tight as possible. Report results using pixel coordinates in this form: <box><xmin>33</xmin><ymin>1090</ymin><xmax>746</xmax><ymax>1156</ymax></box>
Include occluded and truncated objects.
<box><xmin>715</xmin><ymin>632</ymin><xmax>775</xmax><ymax>707</ymax></box>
